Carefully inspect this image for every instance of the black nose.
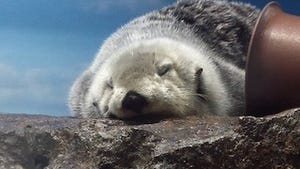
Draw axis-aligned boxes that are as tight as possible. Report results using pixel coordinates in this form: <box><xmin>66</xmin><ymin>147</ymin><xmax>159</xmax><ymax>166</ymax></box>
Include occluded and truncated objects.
<box><xmin>122</xmin><ymin>91</ymin><xmax>148</xmax><ymax>113</ymax></box>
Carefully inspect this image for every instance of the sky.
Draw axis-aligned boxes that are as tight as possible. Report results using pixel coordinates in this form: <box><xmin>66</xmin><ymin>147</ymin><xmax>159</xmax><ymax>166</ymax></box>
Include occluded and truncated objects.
<box><xmin>0</xmin><ymin>0</ymin><xmax>299</xmax><ymax>116</ymax></box>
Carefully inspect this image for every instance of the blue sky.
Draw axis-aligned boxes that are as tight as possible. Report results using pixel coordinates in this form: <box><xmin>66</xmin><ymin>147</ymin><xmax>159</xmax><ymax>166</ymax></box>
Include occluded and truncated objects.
<box><xmin>0</xmin><ymin>0</ymin><xmax>298</xmax><ymax>116</ymax></box>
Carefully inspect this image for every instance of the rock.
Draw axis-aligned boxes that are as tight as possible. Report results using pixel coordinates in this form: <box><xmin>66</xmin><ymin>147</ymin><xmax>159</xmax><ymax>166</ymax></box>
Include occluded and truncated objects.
<box><xmin>0</xmin><ymin>110</ymin><xmax>299</xmax><ymax>169</ymax></box>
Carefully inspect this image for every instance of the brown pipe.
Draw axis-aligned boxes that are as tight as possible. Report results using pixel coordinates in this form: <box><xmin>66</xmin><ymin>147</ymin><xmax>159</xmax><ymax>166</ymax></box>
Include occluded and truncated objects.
<box><xmin>246</xmin><ymin>2</ymin><xmax>300</xmax><ymax>116</ymax></box>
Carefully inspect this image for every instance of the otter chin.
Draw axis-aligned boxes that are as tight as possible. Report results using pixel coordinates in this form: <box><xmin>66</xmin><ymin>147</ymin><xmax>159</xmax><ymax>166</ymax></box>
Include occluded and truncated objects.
<box><xmin>68</xmin><ymin>0</ymin><xmax>259</xmax><ymax>119</ymax></box>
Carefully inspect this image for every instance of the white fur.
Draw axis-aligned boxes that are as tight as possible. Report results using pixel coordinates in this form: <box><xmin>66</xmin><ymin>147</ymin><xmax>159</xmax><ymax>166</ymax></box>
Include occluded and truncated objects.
<box><xmin>68</xmin><ymin>0</ymin><xmax>252</xmax><ymax>118</ymax></box>
<box><xmin>82</xmin><ymin>38</ymin><xmax>232</xmax><ymax>118</ymax></box>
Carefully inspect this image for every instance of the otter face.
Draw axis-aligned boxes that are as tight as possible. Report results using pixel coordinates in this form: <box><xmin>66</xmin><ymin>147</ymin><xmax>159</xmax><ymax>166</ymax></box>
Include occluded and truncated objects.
<box><xmin>88</xmin><ymin>50</ymin><xmax>208</xmax><ymax>119</ymax></box>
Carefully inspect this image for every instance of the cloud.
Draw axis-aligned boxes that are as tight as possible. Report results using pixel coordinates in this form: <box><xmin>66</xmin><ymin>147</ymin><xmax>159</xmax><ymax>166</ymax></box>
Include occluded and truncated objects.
<box><xmin>0</xmin><ymin>63</ymin><xmax>77</xmax><ymax>115</ymax></box>
<box><xmin>78</xmin><ymin>0</ymin><xmax>167</xmax><ymax>13</ymax></box>
<box><xmin>0</xmin><ymin>64</ymin><xmax>53</xmax><ymax>102</ymax></box>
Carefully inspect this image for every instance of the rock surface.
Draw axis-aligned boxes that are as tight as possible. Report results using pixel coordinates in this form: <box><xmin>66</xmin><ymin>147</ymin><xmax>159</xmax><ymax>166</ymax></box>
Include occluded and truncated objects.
<box><xmin>0</xmin><ymin>110</ymin><xmax>299</xmax><ymax>169</ymax></box>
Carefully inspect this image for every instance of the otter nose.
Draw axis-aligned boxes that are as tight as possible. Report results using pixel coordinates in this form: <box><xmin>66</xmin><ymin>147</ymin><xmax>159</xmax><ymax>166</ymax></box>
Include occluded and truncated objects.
<box><xmin>122</xmin><ymin>91</ymin><xmax>148</xmax><ymax>113</ymax></box>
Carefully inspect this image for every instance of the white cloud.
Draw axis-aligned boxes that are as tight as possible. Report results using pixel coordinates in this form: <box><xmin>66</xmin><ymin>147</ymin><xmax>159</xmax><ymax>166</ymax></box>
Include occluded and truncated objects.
<box><xmin>1</xmin><ymin>65</ymin><xmax>51</xmax><ymax>101</ymax></box>
<box><xmin>78</xmin><ymin>0</ymin><xmax>166</xmax><ymax>13</ymax></box>
<box><xmin>0</xmin><ymin>63</ymin><xmax>17</xmax><ymax>79</ymax></box>
<box><xmin>0</xmin><ymin>63</ymin><xmax>78</xmax><ymax>115</ymax></box>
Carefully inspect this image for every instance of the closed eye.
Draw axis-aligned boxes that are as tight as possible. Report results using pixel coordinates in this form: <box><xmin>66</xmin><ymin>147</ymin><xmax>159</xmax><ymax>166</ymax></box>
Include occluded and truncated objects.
<box><xmin>106</xmin><ymin>78</ymin><xmax>113</xmax><ymax>89</ymax></box>
<box><xmin>157</xmin><ymin>64</ymin><xmax>172</xmax><ymax>76</ymax></box>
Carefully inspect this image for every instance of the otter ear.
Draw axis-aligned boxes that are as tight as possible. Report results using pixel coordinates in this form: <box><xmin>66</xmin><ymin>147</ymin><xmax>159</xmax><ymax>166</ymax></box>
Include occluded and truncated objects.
<box><xmin>195</xmin><ymin>67</ymin><xmax>203</xmax><ymax>77</ymax></box>
<box><xmin>195</xmin><ymin>67</ymin><xmax>204</xmax><ymax>95</ymax></box>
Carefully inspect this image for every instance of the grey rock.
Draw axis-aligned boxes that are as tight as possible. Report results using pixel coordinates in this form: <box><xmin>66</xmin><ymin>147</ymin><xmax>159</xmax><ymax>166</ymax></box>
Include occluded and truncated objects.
<box><xmin>0</xmin><ymin>110</ymin><xmax>299</xmax><ymax>169</ymax></box>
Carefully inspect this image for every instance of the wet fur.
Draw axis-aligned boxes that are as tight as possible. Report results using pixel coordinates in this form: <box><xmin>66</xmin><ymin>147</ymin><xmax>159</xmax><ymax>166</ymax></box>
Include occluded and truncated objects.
<box><xmin>69</xmin><ymin>0</ymin><xmax>259</xmax><ymax>118</ymax></box>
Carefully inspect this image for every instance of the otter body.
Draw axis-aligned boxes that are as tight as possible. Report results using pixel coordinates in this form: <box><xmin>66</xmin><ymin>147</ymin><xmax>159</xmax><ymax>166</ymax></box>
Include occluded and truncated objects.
<box><xmin>69</xmin><ymin>0</ymin><xmax>259</xmax><ymax>119</ymax></box>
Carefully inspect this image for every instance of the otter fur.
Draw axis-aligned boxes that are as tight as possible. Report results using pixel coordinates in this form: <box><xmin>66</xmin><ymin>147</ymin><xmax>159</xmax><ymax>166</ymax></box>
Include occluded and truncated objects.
<box><xmin>69</xmin><ymin>0</ymin><xmax>259</xmax><ymax>119</ymax></box>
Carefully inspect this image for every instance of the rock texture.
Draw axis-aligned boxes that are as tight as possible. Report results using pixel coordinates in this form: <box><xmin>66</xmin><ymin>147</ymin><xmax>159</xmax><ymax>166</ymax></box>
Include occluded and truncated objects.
<box><xmin>0</xmin><ymin>109</ymin><xmax>299</xmax><ymax>169</ymax></box>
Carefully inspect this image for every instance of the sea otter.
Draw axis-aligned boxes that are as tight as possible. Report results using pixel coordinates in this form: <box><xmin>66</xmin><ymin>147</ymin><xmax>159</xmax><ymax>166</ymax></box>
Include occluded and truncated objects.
<box><xmin>69</xmin><ymin>0</ymin><xmax>259</xmax><ymax>119</ymax></box>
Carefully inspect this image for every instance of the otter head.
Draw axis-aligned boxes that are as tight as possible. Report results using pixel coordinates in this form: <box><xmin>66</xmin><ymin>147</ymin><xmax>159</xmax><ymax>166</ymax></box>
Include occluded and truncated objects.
<box><xmin>87</xmin><ymin>40</ymin><xmax>214</xmax><ymax>119</ymax></box>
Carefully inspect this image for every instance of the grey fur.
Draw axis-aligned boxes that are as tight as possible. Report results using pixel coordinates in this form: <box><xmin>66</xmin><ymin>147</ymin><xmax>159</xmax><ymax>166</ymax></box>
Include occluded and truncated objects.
<box><xmin>69</xmin><ymin>0</ymin><xmax>259</xmax><ymax>118</ymax></box>
<box><xmin>160</xmin><ymin>0</ymin><xmax>259</xmax><ymax>68</ymax></box>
